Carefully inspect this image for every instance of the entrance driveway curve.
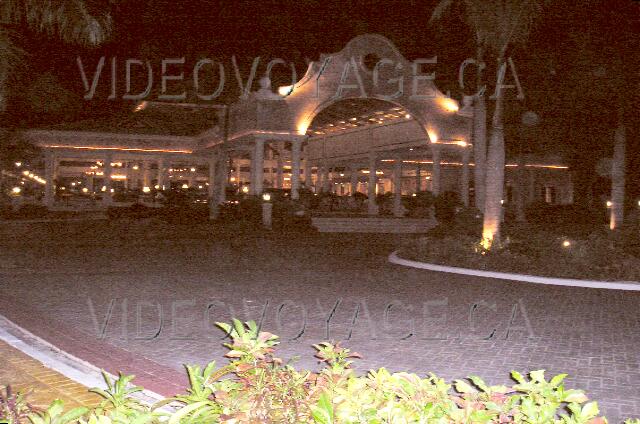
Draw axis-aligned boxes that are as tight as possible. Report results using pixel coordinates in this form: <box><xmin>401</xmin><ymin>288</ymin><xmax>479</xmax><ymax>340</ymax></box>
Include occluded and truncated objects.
<box><xmin>0</xmin><ymin>221</ymin><xmax>638</xmax><ymax>421</ymax></box>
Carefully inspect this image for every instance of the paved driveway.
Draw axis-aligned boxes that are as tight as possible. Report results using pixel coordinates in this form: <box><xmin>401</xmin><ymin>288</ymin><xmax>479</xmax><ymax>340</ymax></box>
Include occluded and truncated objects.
<box><xmin>0</xmin><ymin>221</ymin><xmax>638</xmax><ymax>421</ymax></box>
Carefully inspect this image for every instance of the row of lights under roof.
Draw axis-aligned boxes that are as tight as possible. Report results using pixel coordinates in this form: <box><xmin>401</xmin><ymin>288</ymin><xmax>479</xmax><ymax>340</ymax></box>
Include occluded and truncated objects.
<box><xmin>309</xmin><ymin>107</ymin><xmax>412</xmax><ymax>136</ymax></box>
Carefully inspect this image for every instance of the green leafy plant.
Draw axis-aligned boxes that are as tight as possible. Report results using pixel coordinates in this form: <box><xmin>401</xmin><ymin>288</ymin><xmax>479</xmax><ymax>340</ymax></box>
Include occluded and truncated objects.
<box><xmin>0</xmin><ymin>385</ymin><xmax>38</xmax><ymax>424</ymax></box>
<box><xmin>27</xmin><ymin>400</ymin><xmax>87</xmax><ymax>424</ymax></box>
<box><xmin>4</xmin><ymin>320</ymin><xmax>635</xmax><ymax>423</ymax></box>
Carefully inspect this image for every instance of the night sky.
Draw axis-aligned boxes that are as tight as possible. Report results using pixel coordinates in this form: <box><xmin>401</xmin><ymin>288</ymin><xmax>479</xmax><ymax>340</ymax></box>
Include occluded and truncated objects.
<box><xmin>5</xmin><ymin>0</ymin><xmax>640</xmax><ymax>202</ymax></box>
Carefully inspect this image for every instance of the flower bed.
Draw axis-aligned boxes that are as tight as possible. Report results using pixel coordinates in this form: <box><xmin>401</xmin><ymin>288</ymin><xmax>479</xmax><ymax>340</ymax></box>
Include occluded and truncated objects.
<box><xmin>2</xmin><ymin>320</ymin><xmax>639</xmax><ymax>423</ymax></box>
<box><xmin>398</xmin><ymin>227</ymin><xmax>640</xmax><ymax>282</ymax></box>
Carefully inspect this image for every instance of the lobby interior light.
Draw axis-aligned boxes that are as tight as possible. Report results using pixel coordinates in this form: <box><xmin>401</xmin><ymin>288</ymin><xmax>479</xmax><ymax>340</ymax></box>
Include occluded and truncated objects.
<box><xmin>606</xmin><ymin>200</ymin><xmax>612</xmax><ymax>208</ymax></box>
<box><xmin>182</xmin><ymin>184</ymin><xmax>189</xmax><ymax>189</ymax></box>
<box><xmin>11</xmin><ymin>187</ymin><xmax>21</xmax><ymax>194</ymax></box>
<box><xmin>82</xmin><ymin>187</ymin><xmax>89</xmax><ymax>193</ymax></box>
<box><xmin>15</xmin><ymin>162</ymin><xmax>22</xmax><ymax>167</ymax></box>
<box><xmin>142</xmin><ymin>186</ymin><xmax>151</xmax><ymax>193</ymax></box>
<box><xmin>262</xmin><ymin>193</ymin><xmax>271</xmax><ymax>201</ymax></box>
<box><xmin>241</xmin><ymin>185</ymin><xmax>249</xmax><ymax>193</ymax></box>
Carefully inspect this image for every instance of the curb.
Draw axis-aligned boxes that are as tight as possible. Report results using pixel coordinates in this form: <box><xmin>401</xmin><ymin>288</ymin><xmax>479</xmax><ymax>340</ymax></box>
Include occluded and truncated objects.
<box><xmin>388</xmin><ymin>250</ymin><xmax>640</xmax><ymax>291</ymax></box>
<box><xmin>0</xmin><ymin>314</ymin><xmax>164</xmax><ymax>405</ymax></box>
<box><xmin>0</xmin><ymin>216</ymin><xmax>107</xmax><ymax>224</ymax></box>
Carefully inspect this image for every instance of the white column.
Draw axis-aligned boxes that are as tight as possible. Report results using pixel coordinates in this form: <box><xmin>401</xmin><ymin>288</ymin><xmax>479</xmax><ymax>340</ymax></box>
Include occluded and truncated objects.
<box><xmin>432</xmin><ymin>146</ymin><xmax>441</xmax><ymax>196</ymax></box>
<box><xmin>367</xmin><ymin>153</ymin><xmax>378</xmax><ymax>215</ymax></box>
<box><xmin>461</xmin><ymin>147</ymin><xmax>470</xmax><ymax>206</ymax></box>
<box><xmin>393</xmin><ymin>157</ymin><xmax>403</xmax><ymax>217</ymax></box>
<box><xmin>156</xmin><ymin>158</ymin><xmax>165</xmax><ymax>190</ymax></box>
<box><xmin>276</xmin><ymin>153</ymin><xmax>284</xmax><ymax>189</ymax></box>
<box><xmin>208</xmin><ymin>157</ymin><xmax>216</xmax><ymax>200</ymax></box>
<box><xmin>304</xmin><ymin>146</ymin><xmax>312</xmax><ymax>189</ymax></box>
<box><xmin>44</xmin><ymin>149</ymin><xmax>55</xmax><ymax>208</ymax></box>
<box><xmin>217</xmin><ymin>150</ymin><xmax>228</xmax><ymax>204</ymax></box>
<box><xmin>251</xmin><ymin>137</ymin><xmax>265</xmax><ymax>195</ymax></box>
<box><xmin>350</xmin><ymin>166</ymin><xmax>359</xmax><ymax>195</ymax></box>
<box><xmin>124</xmin><ymin>162</ymin><xmax>130</xmax><ymax>190</ymax></box>
<box><xmin>291</xmin><ymin>137</ymin><xmax>302</xmax><ymax>199</ymax></box>
<box><xmin>315</xmin><ymin>165</ymin><xmax>323</xmax><ymax>192</ymax></box>
<box><xmin>102</xmin><ymin>154</ymin><xmax>113</xmax><ymax>206</ymax></box>
<box><xmin>235</xmin><ymin>160</ymin><xmax>242</xmax><ymax>186</ymax></box>
<box><xmin>208</xmin><ymin>156</ymin><xmax>217</xmax><ymax>219</ymax></box>
<box><xmin>142</xmin><ymin>161</ymin><xmax>151</xmax><ymax>189</ymax></box>
<box><xmin>323</xmin><ymin>166</ymin><xmax>331</xmax><ymax>193</ymax></box>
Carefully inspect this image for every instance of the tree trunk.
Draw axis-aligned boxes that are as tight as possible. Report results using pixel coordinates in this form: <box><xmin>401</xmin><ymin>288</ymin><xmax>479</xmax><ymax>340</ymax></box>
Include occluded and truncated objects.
<box><xmin>610</xmin><ymin>120</ymin><xmax>626</xmax><ymax>230</ymax></box>
<box><xmin>515</xmin><ymin>152</ymin><xmax>526</xmax><ymax>222</ymax></box>
<box><xmin>472</xmin><ymin>47</ymin><xmax>487</xmax><ymax>212</ymax></box>
<box><xmin>482</xmin><ymin>59</ymin><xmax>507</xmax><ymax>248</ymax></box>
<box><xmin>473</xmin><ymin>95</ymin><xmax>487</xmax><ymax>211</ymax></box>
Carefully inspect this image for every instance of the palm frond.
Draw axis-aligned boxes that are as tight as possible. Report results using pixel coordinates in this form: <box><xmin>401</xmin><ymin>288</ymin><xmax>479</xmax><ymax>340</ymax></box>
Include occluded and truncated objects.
<box><xmin>429</xmin><ymin>0</ymin><xmax>455</xmax><ymax>25</ymax></box>
<box><xmin>1</xmin><ymin>0</ymin><xmax>112</xmax><ymax>46</ymax></box>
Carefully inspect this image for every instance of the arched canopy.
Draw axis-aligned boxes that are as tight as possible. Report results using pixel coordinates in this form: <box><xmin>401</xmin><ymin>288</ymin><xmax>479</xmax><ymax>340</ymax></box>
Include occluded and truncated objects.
<box><xmin>199</xmin><ymin>34</ymin><xmax>470</xmax><ymax>151</ymax></box>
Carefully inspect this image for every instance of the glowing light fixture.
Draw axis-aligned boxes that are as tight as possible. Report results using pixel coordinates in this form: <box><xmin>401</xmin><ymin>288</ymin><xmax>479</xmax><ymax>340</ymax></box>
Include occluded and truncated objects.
<box><xmin>82</xmin><ymin>187</ymin><xmax>89</xmax><ymax>193</ymax></box>
<box><xmin>562</xmin><ymin>240</ymin><xmax>571</xmax><ymax>248</ymax></box>
<box><xmin>134</xmin><ymin>101</ymin><xmax>148</xmax><ymax>112</ymax></box>
<box><xmin>278</xmin><ymin>85</ymin><xmax>293</xmax><ymax>96</ymax></box>
<box><xmin>427</xmin><ymin>129</ymin><xmax>438</xmax><ymax>143</ymax></box>
<box><xmin>132</xmin><ymin>165</ymin><xmax>139</xmax><ymax>170</ymax></box>
<box><xmin>606</xmin><ymin>200</ymin><xmax>612</xmax><ymax>208</ymax></box>
<box><xmin>15</xmin><ymin>162</ymin><xmax>22</xmax><ymax>167</ymax></box>
<box><xmin>262</xmin><ymin>193</ymin><xmax>271</xmax><ymax>201</ymax></box>
<box><xmin>154</xmin><ymin>185</ymin><xmax>160</xmax><ymax>189</ymax></box>
<box><xmin>242</xmin><ymin>185</ymin><xmax>249</xmax><ymax>193</ymax></box>
<box><xmin>142</xmin><ymin>186</ymin><xmax>151</xmax><ymax>193</ymax></box>
<box><xmin>440</xmin><ymin>97</ymin><xmax>459</xmax><ymax>112</ymax></box>
<box><xmin>190</xmin><ymin>167</ymin><xmax>196</xmax><ymax>172</ymax></box>
<box><xmin>11</xmin><ymin>187</ymin><xmax>21</xmax><ymax>194</ymax></box>
<box><xmin>182</xmin><ymin>184</ymin><xmax>189</xmax><ymax>189</ymax></box>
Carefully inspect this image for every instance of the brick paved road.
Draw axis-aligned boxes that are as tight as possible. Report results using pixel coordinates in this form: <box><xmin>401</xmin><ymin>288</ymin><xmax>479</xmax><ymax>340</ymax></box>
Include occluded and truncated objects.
<box><xmin>0</xmin><ymin>221</ymin><xmax>638</xmax><ymax>421</ymax></box>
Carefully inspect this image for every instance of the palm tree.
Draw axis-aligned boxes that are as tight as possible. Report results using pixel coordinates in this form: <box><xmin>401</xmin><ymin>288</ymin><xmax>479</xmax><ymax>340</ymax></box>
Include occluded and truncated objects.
<box><xmin>610</xmin><ymin>107</ymin><xmax>625</xmax><ymax>230</ymax></box>
<box><xmin>0</xmin><ymin>0</ymin><xmax>112</xmax><ymax>111</ymax></box>
<box><xmin>432</xmin><ymin>0</ymin><xmax>542</xmax><ymax>248</ymax></box>
<box><xmin>481</xmin><ymin>0</ymin><xmax>542</xmax><ymax>248</ymax></box>
<box><xmin>430</xmin><ymin>0</ymin><xmax>490</xmax><ymax>212</ymax></box>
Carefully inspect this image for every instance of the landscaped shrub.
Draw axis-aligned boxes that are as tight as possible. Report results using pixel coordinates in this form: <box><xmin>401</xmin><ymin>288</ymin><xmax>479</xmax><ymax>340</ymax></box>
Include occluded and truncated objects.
<box><xmin>402</xmin><ymin>227</ymin><xmax>640</xmax><ymax>281</ymax></box>
<box><xmin>272</xmin><ymin>198</ymin><xmax>315</xmax><ymax>232</ymax></box>
<box><xmin>434</xmin><ymin>191</ymin><xmax>461</xmax><ymax>224</ymax></box>
<box><xmin>3</xmin><ymin>319</ymin><xmax>636</xmax><ymax>423</ymax></box>
<box><xmin>403</xmin><ymin>191</ymin><xmax>435</xmax><ymax>218</ymax></box>
<box><xmin>107</xmin><ymin>204</ymin><xmax>159</xmax><ymax>220</ymax></box>
<box><xmin>524</xmin><ymin>202</ymin><xmax>606</xmax><ymax>237</ymax></box>
<box><xmin>0</xmin><ymin>385</ymin><xmax>38</xmax><ymax>423</ymax></box>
